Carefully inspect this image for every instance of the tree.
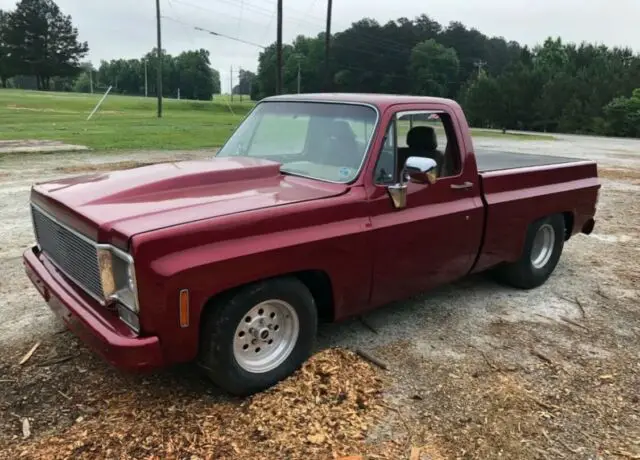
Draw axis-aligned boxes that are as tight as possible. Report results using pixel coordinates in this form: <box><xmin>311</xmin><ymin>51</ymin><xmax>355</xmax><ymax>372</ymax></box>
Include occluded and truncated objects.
<box><xmin>409</xmin><ymin>39</ymin><xmax>459</xmax><ymax>97</ymax></box>
<box><xmin>210</xmin><ymin>68</ymin><xmax>221</xmax><ymax>96</ymax></box>
<box><xmin>233</xmin><ymin>69</ymin><xmax>256</xmax><ymax>96</ymax></box>
<box><xmin>72</xmin><ymin>61</ymin><xmax>95</xmax><ymax>93</ymax></box>
<box><xmin>0</xmin><ymin>10</ymin><xmax>11</xmax><ymax>87</ymax></box>
<box><xmin>254</xmin><ymin>42</ymin><xmax>295</xmax><ymax>99</ymax></box>
<box><xmin>249</xmin><ymin>11</ymin><xmax>640</xmax><ymax>137</ymax></box>
<box><xmin>95</xmin><ymin>49</ymin><xmax>220</xmax><ymax>100</ymax></box>
<box><xmin>461</xmin><ymin>71</ymin><xmax>503</xmax><ymax>128</ymax></box>
<box><xmin>253</xmin><ymin>15</ymin><xmax>524</xmax><ymax>100</ymax></box>
<box><xmin>175</xmin><ymin>49</ymin><xmax>217</xmax><ymax>101</ymax></box>
<box><xmin>603</xmin><ymin>89</ymin><xmax>640</xmax><ymax>137</ymax></box>
<box><xmin>4</xmin><ymin>0</ymin><xmax>88</xmax><ymax>90</ymax></box>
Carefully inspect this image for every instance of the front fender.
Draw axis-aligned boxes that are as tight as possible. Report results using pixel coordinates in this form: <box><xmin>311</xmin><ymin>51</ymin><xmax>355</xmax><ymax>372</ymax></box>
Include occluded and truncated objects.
<box><xmin>130</xmin><ymin>190</ymin><xmax>372</xmax><ymax>365</ymax></box>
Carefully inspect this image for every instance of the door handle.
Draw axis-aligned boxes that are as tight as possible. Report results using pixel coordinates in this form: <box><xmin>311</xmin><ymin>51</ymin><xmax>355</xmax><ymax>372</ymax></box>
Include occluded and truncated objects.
<box><xmin>450</xmin><ymin>181</ymin><xmax>474</xmax><ymax>190</ymax></box>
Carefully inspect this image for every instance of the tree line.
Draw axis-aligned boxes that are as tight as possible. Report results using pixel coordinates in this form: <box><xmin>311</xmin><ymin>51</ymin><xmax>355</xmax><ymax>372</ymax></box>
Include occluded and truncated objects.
<box><xmin>0</xmin><ymin>0</ymin><xmax>221</xmax><ymax>101</ymax></box>
<box><xmin>1</xmin><ymin>1</ymin><xmax>638</xmax><ymax>136</ymax></box>
<box><xmin>91</xmin><ymin>49</ymin><xmax>221</xmax><ymax>101</ymax></box>
<box><xmin>252</xmin><ymin>16</ymin><xmax>640</xmax><ymax>137</ymax></box>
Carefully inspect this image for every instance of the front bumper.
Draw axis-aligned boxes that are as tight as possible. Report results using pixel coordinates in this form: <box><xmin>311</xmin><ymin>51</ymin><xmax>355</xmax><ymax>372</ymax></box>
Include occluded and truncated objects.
<box><xmin>23</xmin><ymin>246</ymin><xmax>164</xmax><ymax>372</ymax></box>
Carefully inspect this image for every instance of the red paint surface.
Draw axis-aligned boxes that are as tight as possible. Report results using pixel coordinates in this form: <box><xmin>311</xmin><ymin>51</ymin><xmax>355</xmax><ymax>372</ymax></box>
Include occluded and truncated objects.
<box><xmin>24</xmin><ymin>94</ymin><xmax>600</xmax><ymax>370</ymax></box>
<box><xmin>24</xmin><ymin>247</ymin><xmax>164</xmax><ymax>370</ymax></box>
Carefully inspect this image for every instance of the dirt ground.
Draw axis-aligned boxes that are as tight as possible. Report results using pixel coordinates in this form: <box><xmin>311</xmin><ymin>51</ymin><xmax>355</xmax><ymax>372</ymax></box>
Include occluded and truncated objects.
<box><xmin>0</xmin><ymin>140</ymin><xmax>89</xmax><ymax>154</ymax></box>
<box><xmin>0</xmin><ymin>134</ymin><xmax>639</xmax><ymax>459</ymax></box>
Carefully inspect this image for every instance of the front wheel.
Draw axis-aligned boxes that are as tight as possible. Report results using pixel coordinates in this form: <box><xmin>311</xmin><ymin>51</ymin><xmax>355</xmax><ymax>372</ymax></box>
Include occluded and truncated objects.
<box><xmin>198</xmin><ymin>277</ymin><xmax>317</xmax><ymax>396</ymax></box>
<box><xmin>495</xmin><ymin>214</ymin><xmax>565</xmax><ymax>289</ymax></box>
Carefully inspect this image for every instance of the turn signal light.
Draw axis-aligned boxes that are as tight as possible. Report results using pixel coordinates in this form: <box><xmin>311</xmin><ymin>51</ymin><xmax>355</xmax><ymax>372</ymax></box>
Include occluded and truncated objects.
<box><xmin>179</xmin><ymin>289</ymin><xmax>190</xmax><ymax>328</ymax></box>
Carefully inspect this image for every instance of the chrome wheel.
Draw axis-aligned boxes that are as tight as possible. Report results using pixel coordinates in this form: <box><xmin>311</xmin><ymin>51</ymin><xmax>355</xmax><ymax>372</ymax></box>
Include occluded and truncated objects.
<box><xmin>233</xmin><ymin>299</ymin><xmax>299</xmax><ymax>374</ymax></box>
<box><xmin>530</xmin><ymin>223</ymin><xmax>555</xmax><ymax>269</ymax></box>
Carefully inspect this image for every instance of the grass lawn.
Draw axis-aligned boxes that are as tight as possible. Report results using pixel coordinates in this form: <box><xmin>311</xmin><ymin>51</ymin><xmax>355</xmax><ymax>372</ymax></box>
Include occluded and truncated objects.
<box><xmin>467</xmin><ymin>129</ymin><xmax>553</xmax><ymax>140</ymax></box>
<box><xmin>0</xmin><ymin>89</ymin><xmax>252</xmax><ymax>150</ymax></box>
<box><xmin>0</xmin><ymin>89</ymin><xmax>553</xmax><ymax>151</ymax></box>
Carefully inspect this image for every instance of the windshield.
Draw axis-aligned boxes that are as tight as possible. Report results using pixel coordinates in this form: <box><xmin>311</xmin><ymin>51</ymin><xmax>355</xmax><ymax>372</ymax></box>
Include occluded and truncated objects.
<box><xmin>216</xmin><ymin>101</ymin><xmax>378</xmax><ymax>183</ymax></box>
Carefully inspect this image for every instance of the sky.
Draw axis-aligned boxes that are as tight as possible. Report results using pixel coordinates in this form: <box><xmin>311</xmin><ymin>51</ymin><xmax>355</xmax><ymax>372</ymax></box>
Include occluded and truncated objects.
<box><xmin>1</xmin><ymin>0</ymin><xmax>639</xmax><ymax>91</ymax></box>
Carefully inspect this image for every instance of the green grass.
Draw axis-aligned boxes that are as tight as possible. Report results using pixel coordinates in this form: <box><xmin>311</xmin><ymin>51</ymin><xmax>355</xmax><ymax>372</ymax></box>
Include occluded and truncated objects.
<box><xmin>0</xmin><ymin>89</ymin><xmax>252</xmax><ymax>150</ymax></box>
<box><xmin>469</xmin><ymin>129</ymin><xmax>553</xmax><ymax>141</ymax></box>
<box><xmin>0</xmin><ymin>89</ymin><xmax>553</xmax><ymax>152</ymax></box>
<box><xmin>396</xmin><ymin>120</ymin><xmax>554</xmax><ymax>144</ymax></box>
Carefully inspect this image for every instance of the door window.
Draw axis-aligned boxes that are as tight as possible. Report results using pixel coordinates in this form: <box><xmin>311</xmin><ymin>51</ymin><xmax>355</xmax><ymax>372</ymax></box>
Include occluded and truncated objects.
<box><xmin>374</xmin><ymin>110</ymin><xmax>461</xmax><ymax>184</ymax></box>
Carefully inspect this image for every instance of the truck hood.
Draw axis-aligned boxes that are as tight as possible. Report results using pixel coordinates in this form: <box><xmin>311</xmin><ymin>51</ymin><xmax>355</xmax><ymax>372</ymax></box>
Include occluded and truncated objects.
<box><xmin>31</xmin><ymin>157</ymin><xmax>347</xmax><ymax>247</ymax></box>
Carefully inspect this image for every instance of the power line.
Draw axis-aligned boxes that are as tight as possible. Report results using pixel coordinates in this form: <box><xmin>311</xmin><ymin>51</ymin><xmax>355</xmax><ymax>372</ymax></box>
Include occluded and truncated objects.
<box><xmin>169</xmin><ymin>0</ymin><xmax>443</xmax><ymax>58</ymax></box>
<box><xmin>258</xmin><ymin>3</ymin><xmax>277</xmax><ymax>43</ymax></box>
<box><xmin>237</xmin><ymin>0</ymin><xmax>245</xmax><ymax>35</ymax></box>
<box><xmin>170</xmin><ymin>0</ymin><xmax>277</xmax><ymax>33</ymax></box>
<box><xmin>195</xmin><ymin>26</ymin><xmax>266</xmax><ymax>49</ymax></box>
<box><xmin>301</xmin><ymin>0</ymin><xmax>320</xmax><ymax>18</ymax></box>
<box><xmin>163</xmin><ymin>16</ymin><xmax>266</xmax><ymax>48</ymax></box>
<box><xmin>163</xmin><ymin>14</ymin><xmax>430</xmax><ymax>68</ymax></box>
<box><xmin>162</xmin><ymin>5</ymin><xmax>473</xmax><ymax>87</ymax></box>
<box><xmin>173</xmin><ymin>0</ymin><xmax>277</xmax><ymax>22</ymax></box>
<box><xmin>171</xmin><ymin>0</ymin><xmax>334</xmax><ymax>41</ymax></box>
<box><xmin>247</xmin><ymin>0</ymin><xmax>437</xmax><ymax>54</ymax></box>
<box><xmin>166</xmin><ymin>0</ymin><xmax>198</xmax><ymax>44</ymax></box>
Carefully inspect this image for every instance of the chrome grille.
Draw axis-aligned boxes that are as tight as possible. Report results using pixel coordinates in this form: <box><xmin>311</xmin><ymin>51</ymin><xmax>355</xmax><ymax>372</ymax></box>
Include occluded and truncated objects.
<box><xmin>31</xmin><ymin>205</ymin><xmax>104</xmax><ymax>300</ymax></box>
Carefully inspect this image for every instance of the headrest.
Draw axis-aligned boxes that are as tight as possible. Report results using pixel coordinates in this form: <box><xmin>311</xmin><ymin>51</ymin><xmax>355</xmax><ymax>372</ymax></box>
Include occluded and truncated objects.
<box><xmin>329</xmin><ymin>120</ymin><xmax>356</xmax><ymax>141</ymax></box>
<box><xmin>406</xmin><ymin>126</ymin><xmax>438</xmax><ymax>151</ymax></box>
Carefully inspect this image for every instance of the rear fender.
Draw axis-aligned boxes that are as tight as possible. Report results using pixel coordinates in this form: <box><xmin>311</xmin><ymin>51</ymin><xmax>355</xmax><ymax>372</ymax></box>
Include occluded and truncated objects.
<box><xmin>473</xmin><ymin>162</ymin><xmax>599</xmax><ymax>273</ymax></box>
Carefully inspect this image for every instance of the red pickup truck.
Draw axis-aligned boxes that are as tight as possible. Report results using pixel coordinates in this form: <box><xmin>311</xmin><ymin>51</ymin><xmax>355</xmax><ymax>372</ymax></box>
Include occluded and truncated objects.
<box><xmin>23</xmin><ymin>94</ymin><xmax>599</xmax><ymax>395</ymax></box>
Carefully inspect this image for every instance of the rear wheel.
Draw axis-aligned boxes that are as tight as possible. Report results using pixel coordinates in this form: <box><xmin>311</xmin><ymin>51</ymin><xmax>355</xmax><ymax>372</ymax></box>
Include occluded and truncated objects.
<box><xmin>495</xmin><ymin>214</ymin><xmax>565</xmax><ymax>289</ymax></box>
<box><xmin>199</xmin><ymin>277</ymin><xmax>317</xmax><ymax>396</ymax></box>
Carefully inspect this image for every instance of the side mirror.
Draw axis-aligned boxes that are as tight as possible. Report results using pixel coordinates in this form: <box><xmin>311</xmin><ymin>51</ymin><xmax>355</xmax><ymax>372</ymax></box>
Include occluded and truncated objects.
<box><xmin>404</xmin><ymin>156</ymin><xmax>438</xmax><ymax>185</ymax></box>
<box><xmin>387</xmin><ymin>156</ymin><xmax>438</xmax><ymax>210</ymax></box>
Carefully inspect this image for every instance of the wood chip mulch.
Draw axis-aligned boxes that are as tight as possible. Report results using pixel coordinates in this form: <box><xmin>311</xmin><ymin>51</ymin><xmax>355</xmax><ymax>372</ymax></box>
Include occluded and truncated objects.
<box><xmin>3</xmin><ymin>348</ymin><xmax>401</xmax><ymax>460</ymax></box>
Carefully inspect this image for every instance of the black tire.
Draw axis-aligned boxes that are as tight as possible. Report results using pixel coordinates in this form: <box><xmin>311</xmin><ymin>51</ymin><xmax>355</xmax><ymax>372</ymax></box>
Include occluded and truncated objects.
<box><xmin>494</xmin><ymin>214</ymin><xmax>565</xmax><ymax>289</ymax></box>
<box><xmin>198</xmin><ymin>277</ymin><xmax>317</xmax><ymax>396</ymax></box>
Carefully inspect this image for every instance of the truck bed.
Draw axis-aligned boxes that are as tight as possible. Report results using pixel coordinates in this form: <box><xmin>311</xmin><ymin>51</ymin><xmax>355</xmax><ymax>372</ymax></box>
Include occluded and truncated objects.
<box><xmin>476</xmin><ymin>150</ymin><xmax>581</xmax><ymax>173</ymax></box>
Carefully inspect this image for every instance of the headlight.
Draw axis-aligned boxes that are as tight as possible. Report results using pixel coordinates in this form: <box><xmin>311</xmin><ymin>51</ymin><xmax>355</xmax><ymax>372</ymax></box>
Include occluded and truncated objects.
<box><xmin>97</xmin><ymin>245</ymin><xmax>139</xmax><ymax>314</ymax></box>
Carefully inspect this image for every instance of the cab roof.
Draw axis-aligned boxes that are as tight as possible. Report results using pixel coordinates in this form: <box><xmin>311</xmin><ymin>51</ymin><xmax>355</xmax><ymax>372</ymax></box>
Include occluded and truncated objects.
<box><xmin>261</xmin><ymin>93</ymin><xmax>459</xmax><ymax>111</ymax></box>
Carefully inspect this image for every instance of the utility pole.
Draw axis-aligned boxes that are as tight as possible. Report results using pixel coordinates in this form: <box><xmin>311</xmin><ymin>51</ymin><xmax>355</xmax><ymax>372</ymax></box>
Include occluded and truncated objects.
<box><xmin>230</xmin><ymin>66</ymin><xmax>234</xmax><ymax>102</ymax></box>
<box><xmin>297</xmin><ymin>57</ymin><xmax>301</xmax><ymax>94</ymax></box>
<box><xmin>474</xmin><ymin>60</ymin><xmax>487</xmax><ymax>76</ymax></box>
<box><xmin>155</xmin><ymin>0</ymin><xmax>163</xmax><ymax>118</ymax></box>
<box><xmin>144</xmin><ymin>59</ymin><xmax>148</xmax><ymax>97</ymax></box>
<box><xmin>89</xmin><ymin>70</ymin><xmax>93</xmax><ymax>94</ymax></box>
<box><xmin>276</xmin><ymin>0</ymin><xmax>283</xmax><ymax>94</ymax></box>
<box><xmin>324</xmin><ymin>0</ymin><xmax>333</xmax><ymax>91</ymax></box>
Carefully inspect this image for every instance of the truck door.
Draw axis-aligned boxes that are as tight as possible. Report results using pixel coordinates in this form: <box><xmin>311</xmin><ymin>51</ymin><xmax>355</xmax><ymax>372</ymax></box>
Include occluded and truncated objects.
<box><xmin>366</xmin><ymin>105</ymin><xmax>485</xmax><ymax>307</ymax></box>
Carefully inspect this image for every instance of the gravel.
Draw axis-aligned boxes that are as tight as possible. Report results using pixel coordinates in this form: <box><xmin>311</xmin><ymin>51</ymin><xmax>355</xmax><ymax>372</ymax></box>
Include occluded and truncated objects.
<box><xmin>1</xmin><ymin>133</ymin><xmax>639</xmax><ymax>458</ymax></box>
